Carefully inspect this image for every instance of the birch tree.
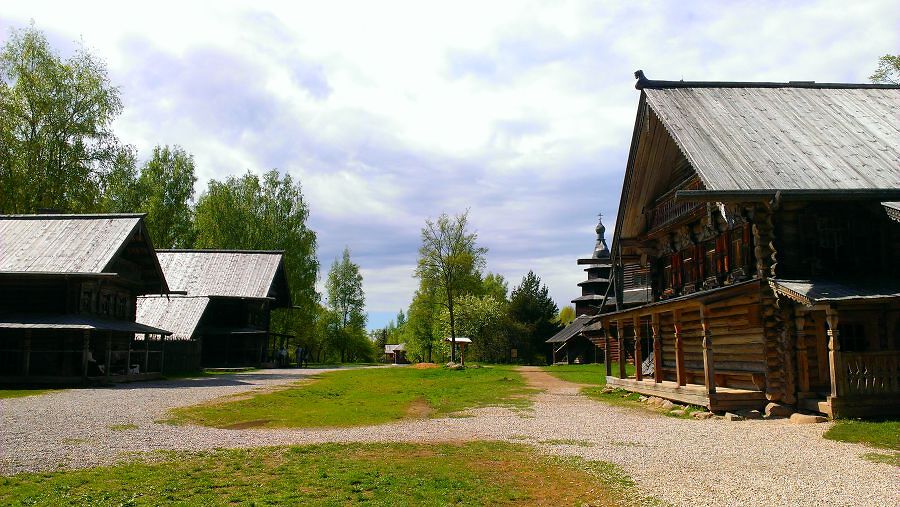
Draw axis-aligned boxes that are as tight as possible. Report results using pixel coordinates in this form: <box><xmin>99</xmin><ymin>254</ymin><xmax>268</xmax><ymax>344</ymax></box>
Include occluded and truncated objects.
<box><xmin>415</xmin><ymin>210</ymin><xmax>487</xmax><ymax>362</ymax></box>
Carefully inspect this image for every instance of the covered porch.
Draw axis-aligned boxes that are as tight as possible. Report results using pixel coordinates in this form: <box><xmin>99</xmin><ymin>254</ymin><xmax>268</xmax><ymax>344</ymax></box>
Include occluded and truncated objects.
<box><xmin>771</xmin><ymin>280</ymin><xmax>900</xmax><ymax>418</ymax></box>
<box><xmin>600</xmin><ymin>281</ymin><xmax>768</xmax><ymax>413</ymax></box>
<box><xmin>0</xmin><ymin>314</ymin><xmax>171</xmax><ymax>384</ymax></box>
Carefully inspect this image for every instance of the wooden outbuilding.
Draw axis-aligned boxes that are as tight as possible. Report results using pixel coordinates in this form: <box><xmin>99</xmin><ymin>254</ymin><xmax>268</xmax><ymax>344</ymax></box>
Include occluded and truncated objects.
<box><xmin>596</xmin><ymin>72</ymin><xmax>900</xmax><ymax>417</ymax></box>
<box><xmin>136</xmin><ymin>250</ymin><xmax>292</xmax><ymax>369</ymax></box>
<box><xmin>0</xmin><ymin>214</ymin><xmax>172</xmax><ymax>383</ymax></box>
<box><xmin>384</xmin><ymin>343</ymin><xmax>407</xmax><ymax>364</ymax></box>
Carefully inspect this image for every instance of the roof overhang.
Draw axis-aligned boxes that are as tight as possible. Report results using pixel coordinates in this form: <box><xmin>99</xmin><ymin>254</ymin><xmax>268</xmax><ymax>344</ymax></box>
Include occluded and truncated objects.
<box><xmin>0</xmin><ymin>313</ymin><xmax>172</xmax><ymax>334</ymax></box>
<box><xmin>676</xmin><ymin>189</ymin><xmax>900</xmax><ymax>203</ymax></box>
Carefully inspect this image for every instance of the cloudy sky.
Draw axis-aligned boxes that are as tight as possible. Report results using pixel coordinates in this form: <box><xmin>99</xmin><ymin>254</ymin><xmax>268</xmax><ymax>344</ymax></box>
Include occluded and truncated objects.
<box><xmin>3</xmin><ymin>1</ymin><xmax>897</xmax><ymax>328</ymax></box>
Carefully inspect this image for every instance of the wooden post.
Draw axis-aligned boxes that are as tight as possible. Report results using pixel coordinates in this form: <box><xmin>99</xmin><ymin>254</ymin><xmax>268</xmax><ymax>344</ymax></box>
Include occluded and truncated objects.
<box><xmin>603</xmin><ymin>321</ymin><xmax>612</xmax><ymax>377</ymax></box>
<box><xmin>617</xmin><ymin>320</ymin><xmax>626</xmax><ymax>379</ymax></box>
<box><xmin>82</xmin><ymin>330</ymin><xmax>90</xmax><ymax>381</ymax></box>
<box><xmin>126</xmin><ymin>334</ymin><xmax>133</xmax><ymax>377</ymax></box>
<box><xmin>144</xmin><ymin>333</ymin><xmax>150</xmax><ymax>373</ymax></box>
<box><xmin>700</xmin><ymin>304</ymin><xmax>716</xmax><ymax>395</ymax></box>
<box><xmin>825</xmin><ymin>307</ymin><xmax>842</xmax><ymax>398</ymax></box>
<box><xmin>673</xmin><ymin>310</ymin><xmax>686</xmax><ymax>386</ymax></box>
<box><xmin>794</xmin><ymin>311</ymin><xmax>809</xmax><ymax>394</ymax></box>
<box><xmin>651</xmin><ymin>314</ymin><xmax>662</xmax><ymax>383</ymax></box>
<box><xmin>632</xmin><ymin>316</ymin><xmax>642</xmax><ymax>381</ymax></box>
<box><xmin>23</xmin><ymin>330</ymin><xmax>31</xmax><ymax>377</ymax></box>
<box><xmin>160</xmin><ymin>336</ymin><xmax>166</xmax><ymax>373</ymax></box>
<box><xmin>105</xmin><ymin>332</ymin><xmax>112</xmax><ymax>382</ymax></box>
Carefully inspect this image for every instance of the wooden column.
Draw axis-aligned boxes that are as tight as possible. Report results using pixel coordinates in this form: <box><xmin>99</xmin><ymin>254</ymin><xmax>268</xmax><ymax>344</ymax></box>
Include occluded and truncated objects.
<box><xmin>144</xmin><ymin>333</ymin><xmax>150</xmax><ymax>373</ymax></box>
<box><xmin>126</xmin><ymin>335</ymin><xmax>133</xmax><ymax>377</ymax></box>
<box><xmin>794</xmin><ymin>311</ymin><xmax>809</xmax><ymax>394</ymax></box>
<box><xmin>617</xmin><ymin>320</ymin><xmax>626</xmax><ymax>379</ymax></box>
<box><xmin>105</xmin><ymin>332</ymin><xmax>112</xmax><ymax>382</ymax></box>
<box><xmin>603</xmin><ymin>321</ymin><xmax>612</xmax><ymax>377</ymax></box>
<box><xmin>82</xmin><ymin>330</ymin><xmax>90</xmax><ymax>381</ymax></box>
<box><xmin>632</xmin><ymin>316</ymin><xmax>642</xmax><ymax>381</ymax></box>
<box><xmin>651</xmin><ymin>314</ymin><xmax>662</xmax><ymax>384</ymax></box>
<box><xmin>23</xmin><ymin>330</ymin><xmax>31</xmax><ymax>377</ymax></box>
<box><xmin>160</xmin><ymin>337</ymin><xmax>166</xmax><ymax>373</ymax></box>
<box><xmin>825</xmin><ymin>307</ymin><xmax>843</xmax><ymax>398</ymax></box>
<box><xmin>673</xmin><ymin>310</ymin><xmax>686</xmax><ymax>386</ymax></box>
<box><xmin>700</xmin><ymin>304</ymin><xmax>716</xmax><ymax>395</ymax></box>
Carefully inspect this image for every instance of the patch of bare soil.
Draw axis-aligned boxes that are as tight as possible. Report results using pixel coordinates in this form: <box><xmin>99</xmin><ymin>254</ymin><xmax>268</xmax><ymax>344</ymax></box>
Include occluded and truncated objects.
<box><xmin>404</xmin><ymin>396</ymin><xmax>435</xmax><ymax>419</ymax></box>
<box><xmin>516</xmin><ymin>366</ymin><xmax>585</xmax><ymax>391</ymax></box>
<box><xmin>412</xmin><ymin>362</ymin><xmax>439</xmax><ymax>369</ymax></box>
<box><xmin>222</xmin><ymin>419</ymin><xmax>272</xmax><ymax>430</ymax></box>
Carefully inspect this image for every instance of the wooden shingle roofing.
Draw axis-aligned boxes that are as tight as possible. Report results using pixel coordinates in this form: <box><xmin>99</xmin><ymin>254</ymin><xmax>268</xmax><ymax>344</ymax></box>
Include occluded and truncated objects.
<box><xmin>136</xmin><ymin>296</ymin><xmax>209</xmax><ymax>341</ymax></box>
<box><xmin>155</xmin><ymin>250</ymin><xmax>291</xmax><ymax>306</ymax></box>
<box><xmin>0</xmin><ymin>214</ymin><xmax>144</xmax><ymax>273</ymax></box>
<box><xmin>643</xmin><ymin>86</ymin><xmax>900</xmax><ymax>191</ymax></box>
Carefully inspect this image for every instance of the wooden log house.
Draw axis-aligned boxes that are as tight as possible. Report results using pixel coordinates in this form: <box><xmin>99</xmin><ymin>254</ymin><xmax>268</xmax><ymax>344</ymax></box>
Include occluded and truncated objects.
<box><xmin>597</xmin><ymin>72</ymin><xmax>900</xmax><ymax>417</ymax></box>
<box><xmin>136</xmin><ymin>250</ymin><xmax>292</xmax><ymax>369</ymax></box>
<box><xmin>0</xmin><ymin>214</ymin><xmax>172</xmax><ymax>383</ymax></box>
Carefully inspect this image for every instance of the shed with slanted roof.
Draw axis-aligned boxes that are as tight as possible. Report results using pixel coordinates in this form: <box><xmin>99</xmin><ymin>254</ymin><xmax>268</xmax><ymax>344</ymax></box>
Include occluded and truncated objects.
<box><xmin>136</xmin><ymin>249</ymin><xmax>292</xmax><ymax>368</ymax></box>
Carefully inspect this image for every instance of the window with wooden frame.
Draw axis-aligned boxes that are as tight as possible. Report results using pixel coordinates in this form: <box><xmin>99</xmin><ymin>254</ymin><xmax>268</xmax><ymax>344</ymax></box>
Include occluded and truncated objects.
<box><xmin>703</xmin><ymin>239</ymin><xmax>717</xmax><ymax>279</ymax></box>
<box><xmin>838</xmin><ymin>323</ymin><xmax>867</xmax><ymax>352</ymax></box>
<box><xmin>681</xmin><ymin>249</ymin><xmax>696</xmax><ymax>286</ymax></box>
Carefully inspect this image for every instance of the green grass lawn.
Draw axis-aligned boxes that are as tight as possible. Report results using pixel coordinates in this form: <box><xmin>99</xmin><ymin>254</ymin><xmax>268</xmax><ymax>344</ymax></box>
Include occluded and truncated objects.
<box><xmin>541</xmin><ymin>362</ymin><xmax>634</xmax><ymax>385</ymax></box>
<box><xmin>168</xmin><ymin>366</ymin><xmax>534</xmax><ymax>429</ymax></box>
<box><xmin>0</xmin><ymin>388</ymin><xmax>57</xmax><ymax>399</ymax></box>
<box><xmin>0</xmin><ymin>441</ymin><xmax>650</xmax><ymax>506</ymax></box>
<box><xmin>824</xmin><ymin>419</ymin><xmax>900</xmax><ymax>466</ymax></box>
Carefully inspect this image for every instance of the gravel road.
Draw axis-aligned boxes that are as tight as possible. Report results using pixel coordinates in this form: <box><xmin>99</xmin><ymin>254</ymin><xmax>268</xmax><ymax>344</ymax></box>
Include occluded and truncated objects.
<box><xmin>1</xmin><ymin>366</ymin><xmax>896</xmax><ymax>506</ymax></box>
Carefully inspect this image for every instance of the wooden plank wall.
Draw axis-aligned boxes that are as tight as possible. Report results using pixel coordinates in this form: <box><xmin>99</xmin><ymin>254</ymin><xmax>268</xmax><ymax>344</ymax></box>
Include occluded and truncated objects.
<box><xmin>658</xmin><ymin>289</ymin><xmax>767</xmax><ymax>390</ymax></box>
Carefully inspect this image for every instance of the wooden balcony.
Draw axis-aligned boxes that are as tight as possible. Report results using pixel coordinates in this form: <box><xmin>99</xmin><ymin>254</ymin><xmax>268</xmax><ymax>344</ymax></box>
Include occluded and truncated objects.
<box><xmin>645</xmin><ymin>179</ymin><xmax>703</xmax><ymax>232</ymax></box>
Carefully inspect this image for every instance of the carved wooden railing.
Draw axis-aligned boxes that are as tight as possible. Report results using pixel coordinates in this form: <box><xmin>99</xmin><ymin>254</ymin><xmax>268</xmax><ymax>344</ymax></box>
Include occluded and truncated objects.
<box><xmin>842</xmin><ymin>351</ymin><xmax>900</xmax><ymax>396</ymax></box>
<box><xmin>645</xmin><ymin>179</ymin><xmax>704</xmax><ymax>231</ymax></box>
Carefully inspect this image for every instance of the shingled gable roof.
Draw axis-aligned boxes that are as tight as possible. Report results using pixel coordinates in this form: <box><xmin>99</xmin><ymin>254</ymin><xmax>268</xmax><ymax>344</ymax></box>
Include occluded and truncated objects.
<box><xmin>613</xmin><ymin>72</ymin><xmax>900</xmax><ymax>241</ymax></box>
<box><xmin>154</xmin><ymin>250</ymin><xmax>292</xmax><ymax>307</ymax></box>
<box><xmin>0</xmin><ymin>213</ymin><xmax>168</xmax><ymax>293</ymax></box>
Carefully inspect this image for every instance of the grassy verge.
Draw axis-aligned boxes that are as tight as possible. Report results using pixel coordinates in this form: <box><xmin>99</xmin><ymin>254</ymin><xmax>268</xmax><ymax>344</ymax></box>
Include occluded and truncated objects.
<box><xmin>824</xmin><ymin>419</ymin><xmax>899</xmax><ymax>466</ymax></box>
<box><xmin>0</xmin><ymin>388</ymin><xmax>57</xmax><ymax>399</ymax></box>
<box><xmin>168</xmin><ymin>365</ymin><xmax>533</xmax><ymax>429</ymax></box>
<box><xmin>0</xmin><ymin>441</ymin><xmax>651</xmax><ymax>506</ymax></box>
<box><xmin>540</xmin><ymin>362</ymin><xmax>634</xmax><ymax>385</ymax></box>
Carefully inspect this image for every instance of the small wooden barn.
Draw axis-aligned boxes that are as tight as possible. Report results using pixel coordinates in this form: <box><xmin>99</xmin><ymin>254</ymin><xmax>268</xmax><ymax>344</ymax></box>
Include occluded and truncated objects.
<box><xmin>136</xmin><ymin>250</ymin><xmax>292</xmax><ymax>369</ymax></box>
<box><xmin>384</xmin><ymin>343</ymin><xmax>407</xmax><ymax>364</ymax></box>
<box><xmin>0</xmin><ymin>214</ymin><xmax>172</xmax><ymax>383</ymax></box>
<box><xmin>597</xmin><ymin>72</ymin><xmax>900</xmax><ymax>417</ymax></box>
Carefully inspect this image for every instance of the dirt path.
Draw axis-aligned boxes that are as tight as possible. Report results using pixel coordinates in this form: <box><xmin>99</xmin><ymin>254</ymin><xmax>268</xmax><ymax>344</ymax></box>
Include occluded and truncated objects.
<box><xmin>2</xmin><ymin>366</ymin><xmax>897</xmax><ymax>507</ymax></box>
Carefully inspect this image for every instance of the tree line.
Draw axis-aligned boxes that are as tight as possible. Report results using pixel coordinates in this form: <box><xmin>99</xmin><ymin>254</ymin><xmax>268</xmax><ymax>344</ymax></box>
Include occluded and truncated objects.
<box><xmin>373</xmin><ymin>210</ymin><xmax>568</xmax><ymax>365</ymax></box>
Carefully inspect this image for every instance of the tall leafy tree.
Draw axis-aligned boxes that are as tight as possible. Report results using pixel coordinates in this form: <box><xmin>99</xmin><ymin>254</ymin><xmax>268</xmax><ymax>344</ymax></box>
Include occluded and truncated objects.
<box><xmin>403</xmin><ymin>282</ymin><xmax>441</xmax><ymax>362</ymax></box>
<box><xmin>0</xmin><ymin>25</ymin><xmax>125</xmax><ymax>213</ymax></box>
<box><xmin>870</xmin><ymin>54</ymin><xmax>900</xmax><ymax>84</ymax></box>
<box><xmin>325</xmin><ymin>247</ymin><xmax>367</xmax><ymax>362</ymax></box>
<box><xmin>135</xmin><ymin>145</ymin><xmax>196</xmax><ymax>248</ymax></box>
<box><xmin>415</xmin><ymin>210</ymin><xmax>487</xmax><ymax>362</ymax></box>
<box><xmin>556</xmin><ymin>305</ymin><xmax>576</xmax><ymax>326</ymax></box>
<box><xmin>480</xmin><ymin>272</ymin><xmax>509</xmax><ymax>302</ymax></box>
<box><xmin>508</xmin><ymin>271</ymin><xmax>561</xmax><ymax>364</ymax></box>
<box><xmin>194</xmin><ymin>170</ymin><xmax>319</xmax><ymax>344</ymax></box>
